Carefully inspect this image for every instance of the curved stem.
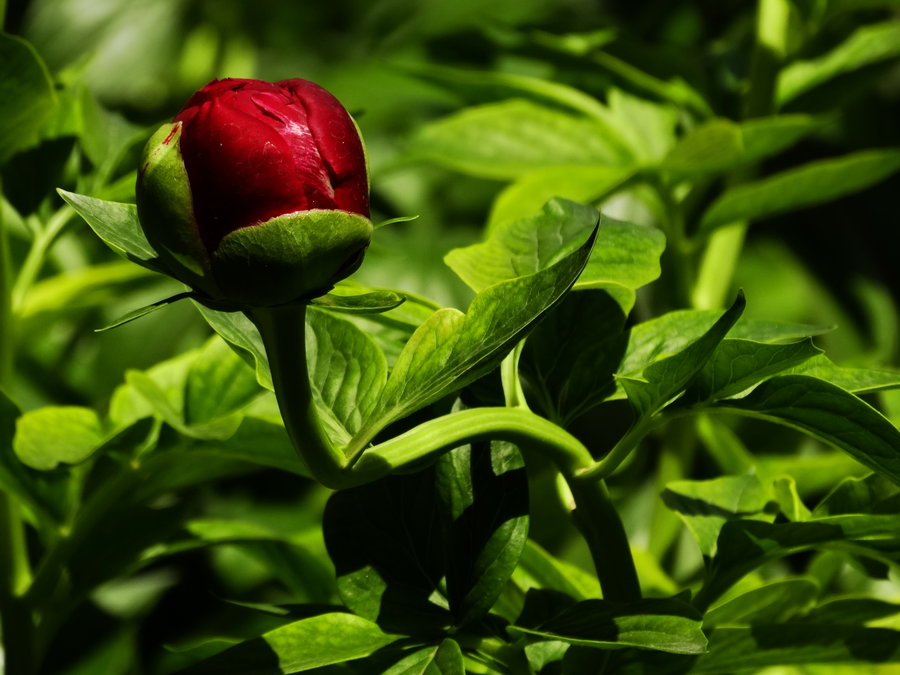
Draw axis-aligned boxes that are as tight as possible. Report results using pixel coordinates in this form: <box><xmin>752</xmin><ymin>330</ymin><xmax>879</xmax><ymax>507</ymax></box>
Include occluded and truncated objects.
<box><xmin>348</xmin><ymin>406</ymin><xmax>593</xmax><ymax>485</ymax></box>
<box><xmin>500</xmin><ymin>340</ymin><xmax>529</xmax><ymax>409</ymax></box>
<box><xmin>577</xmin><ymin>413</ymin><xmax>659</xmax><ymax>481</ymax></box>
<box><xmin>246</xmin><ymin>306</ymin><xmax>346</xmax><ymax>488</ymax></box>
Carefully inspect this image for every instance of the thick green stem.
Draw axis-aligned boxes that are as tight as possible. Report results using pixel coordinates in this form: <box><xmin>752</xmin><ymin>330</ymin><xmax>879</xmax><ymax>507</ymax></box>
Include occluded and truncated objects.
<box><xmin>350</xmin><ymin>407</ymin><xmax>593</xmax><ymax>484</ymax></box>
<box><xmin>246</xmin><ymin>306</ymin><xmax>346</xmax><ymax>489</ymax></box>
<box><xmin>577</xmin><ymin>413</ymin><xmax>659</xmax><ymax>482</ymax></box>
<box><xmin>566</xmin><ymin>477</ymin><xmax>641</xmax><ymax>602</ymax></box>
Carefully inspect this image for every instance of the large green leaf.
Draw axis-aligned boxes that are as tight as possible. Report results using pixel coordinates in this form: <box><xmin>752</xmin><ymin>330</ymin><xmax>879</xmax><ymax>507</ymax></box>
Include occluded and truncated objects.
<box><xmin>197</xmin><ymin>306</ymin><xmax>388</xmax><ymax>448</ymax></box>
<box><xmin>620</xmin><ymin>293</ymin><xmax>745</xmax><ymax>415</ymax></box>
<box><xmin>435</xmin><ymin>441</ymin><xmax>529</xmax><ymax>627</ymax></box>
<box><xmin>511</xmin><ymin>597</ymin><xmax>707</xmax><ymax>654</ymax></box>
<box><xmin>383</xmin><ymin>639</ymin><xmax>465</xmax><ymax>675</ymax></box>
<box><xmin>184</xmin><ymin>337</ymin><xmax>262</xmax><ymax>428</ymax></box>
<box><xmin>13</xmin><ymin>406</ymin><xmax>104</xmax><ymax>470</ymax></box>
<box><xmin>686</xmin><ymin>338</ymin><xmax>822</xmax><ymax>402</ymax></box>
<box><xmin>352</xmin><ymin>209</ymin><xmax>597</xmax><ymax>448</ymax></box>
<box><xmin>520</xmin><ymin>290</ymin><xmax>628</xmax><ymax>424</ymax></box>
<box><xmin>661</xmin><ymin>474</ymin><xmax>774</xmax><ymax>557</ymax></box>
<box><xmin>788</xmin><ymin>354</ymin><xmax>900</xmax><ymax>394</ymax></box>
<box><xmin>447</xmin><ymin>199</ymin><xmax>663</xmax><ymax>313</ymax></box>
<box><xmin>694</xmin><ymin>623</ymin><xmax>900</xmax><ymax>673</ymax></box>
<box><xmin>703</xmin><ymin>578</ymin><xmax>820</xmax><ymax>628</ymax></box>
<box><xmin>487</xmin><ymin>165</ymin><xmax>634</xmax><ymax>230</ymax></box>
<box><xmin>305</xmin><ymin>308</ymin><xmax>388</xmax><ymax>443</ymax></box>
<box><xmin>661</xmin><ymin>115</ymin><xmax>821</xmax><ymax>175</ymax></box>
<box><xmin>716</xmin><ymin>375</ymin><xmax>900</xmax><ymax>485</ymax></box>
<box><xmin>408</xmin><ymin>99</ymin><xmax>632</xmax><ymax>179</ymax></box>
<box><xmin>699</xmin><ymin>150</ymin><xmax>900</xmax><ymax>232</ymax></box>
<box><xmin>0</xmin><ymin>33</ymin><xmax>56</xmax><ymax>163</ymax></box>
<box><xmin>777</xmin><ymin>21</ymin><xmax>900</xmax><ymax>104</ymax></box>
<box><xmin>175</xmin><ymin>613</ymin><xmax>400</xmax><ymax>674</ymax></box>
<box><xmin>696</xmin><ymin>513</ymin><xmax>900</xmax><ymax>610</ymax></box>
<box><xmin>324</xmin><ymin>441</ymin><xmax>528</xmax><ymax>634</ymax></box>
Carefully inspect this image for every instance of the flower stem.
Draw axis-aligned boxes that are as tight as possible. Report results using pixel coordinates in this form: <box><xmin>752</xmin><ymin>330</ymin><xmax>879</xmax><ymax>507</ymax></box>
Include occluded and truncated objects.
<box><xmin>246</xmin><ymin>305</ymin><xmax>346</xmax><ymax>489</ymax></box>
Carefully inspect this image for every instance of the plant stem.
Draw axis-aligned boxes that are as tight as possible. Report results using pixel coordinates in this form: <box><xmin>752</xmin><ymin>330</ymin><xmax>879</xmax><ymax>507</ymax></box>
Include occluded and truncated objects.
<box><xmin>577</xmin><ymin>413</ymin><xmax>659</xmax><ymax>482</ymax></box>
<box><xmin>11</xmin><ymin>206</ymin><xmax>74</xmax><ymax>312</ymax></box>
<box><xmin>500</xmin><ymin>340</ymin><xmax>529</xmax><ymax>409</ymax></box>
<box><xmin>246</xmin><ymin>305</ymin><xmax>347</xmax><ymax>489</ymax></box>
<box><xmin>0</xmin><ymin>178</ymin><xmax>36</xmax><ymax>674</ymax></box>
<box><xmin>691</xmin><ymin>0</ymin><xmax>791</xmax><ymax>310</ymax></box>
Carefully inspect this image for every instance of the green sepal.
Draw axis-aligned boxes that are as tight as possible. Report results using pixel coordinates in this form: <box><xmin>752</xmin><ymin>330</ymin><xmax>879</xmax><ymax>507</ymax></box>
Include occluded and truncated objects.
<box><xmin>94</xmin><ymin>291</ymin><xmax>195</xmax><ymax>332</ymax></box>
<box><xmin>210</xmin><ymin>210</ymin><xmax>373</xmax><ymax>307</ymax></box>
<box><xmin>136</xmin><ymin>122</ymin><xmax>219</xmax><ymax>297</ymax></box>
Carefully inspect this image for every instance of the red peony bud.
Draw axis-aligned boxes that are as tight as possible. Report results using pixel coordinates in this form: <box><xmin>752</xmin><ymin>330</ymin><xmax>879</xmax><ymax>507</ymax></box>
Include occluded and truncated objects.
<box><xmin>136</xmin><ymin>78</ymin><xmax>373</xmax><ymax>307</ymax></box>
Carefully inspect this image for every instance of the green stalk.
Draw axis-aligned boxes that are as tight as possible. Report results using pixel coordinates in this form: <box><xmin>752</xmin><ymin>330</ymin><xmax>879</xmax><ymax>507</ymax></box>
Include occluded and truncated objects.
<box><xmin>691</xmin><ymin>0</ymin><xmax>791</xmax><ymax>310</ymax></box>
<box><xmin>0</xmin><ymin>180</ymin><xmax>36</xmax><ymax>673</ymax></box>
<box><xmin>246</xmin><ymin>305</ymin><xmax>347</xmax><ymax>489</ymax></box>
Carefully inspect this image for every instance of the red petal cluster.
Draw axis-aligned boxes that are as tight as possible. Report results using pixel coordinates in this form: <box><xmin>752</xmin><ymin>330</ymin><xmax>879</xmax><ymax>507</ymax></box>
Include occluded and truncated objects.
<box><xmin>175</xmin><ymin>78</ymin><xmax>369</xmax><ymax>251</ymax></box>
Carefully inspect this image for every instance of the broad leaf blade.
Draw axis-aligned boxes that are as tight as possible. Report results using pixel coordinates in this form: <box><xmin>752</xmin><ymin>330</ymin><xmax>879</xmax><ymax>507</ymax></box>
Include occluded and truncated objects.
<box><xmin>661</xmin><ymin>474</ymin><xmax>773</xmax><ymax>557</ymax></box>
<box><xmin>621</xmin><ymin>292</ymin><xmax>745</xmax><ymax>415</ymax></box>
<box><xmin>703</xmin><ymin>578</ymin><xmax>820</xmax><ymax>628</ymax></box>
<box><xmin>716</xmin><ymin>375</ymin><xmax>900</xmax><ymax>485</ymax></box>
<box><xmin>687</xmin><ymin>338</ymin><xmax>822</xmax><ymax>402</ymax></box>
<box><xmin>511</xmin><ymin>598</ymin><xmax>707</xmax><ymax>655</ymax></box>
<box><xmin>0</xmin><ymin>33</ymin><xmax>56</xmax><ymax>163</ymax></box>
<box><xmin>408</xmin><ymin>99</ymin><xmax>632</xmax><ymax>179</ymax></box>
<box><xmin>699</xmin><ymin>150</ymin><xmax>900</xmax><ymax>232</ymax></box>
<box><xmin>777</xmin><ymin>21</ymin><xmax>900</xmax><ymax>104</ymax></box>
<box><xmin>383</xmin><ymin>639</ymin><xmax>465</xmax><ymax>675</ymax></box>
<box><xmin>176</xmin><ymin>613</ymin><xmax>400</xmax><ymax>674</ymax></box>
<box><xmin>357</xmin><ymin>210</ymin><xmax>597</xmax><ymax>444</ymax></box>
<box><xmin>436</xmin><ymin>441</ymin><xmax>529</xmax><ymax>627</ymax></box>
<box><xmin>13</xmin><ymin>406</ymin><xmax>104</xmax><ymax>470</ymax></box>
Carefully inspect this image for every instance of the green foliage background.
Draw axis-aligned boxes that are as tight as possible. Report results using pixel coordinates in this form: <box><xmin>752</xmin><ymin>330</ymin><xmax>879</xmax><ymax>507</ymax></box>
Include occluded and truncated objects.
<box><xmin>2</xmin><ymin>0</ymin><xmax>900</xmax><ymax>673</ymax></box>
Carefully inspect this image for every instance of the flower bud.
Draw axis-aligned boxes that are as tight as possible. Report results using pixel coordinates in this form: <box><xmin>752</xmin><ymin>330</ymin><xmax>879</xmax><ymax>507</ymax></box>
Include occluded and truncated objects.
<box><xmin>136</xmin><ymin>78</ymin><xmax>372</xmax><ymax>307</ymax></box>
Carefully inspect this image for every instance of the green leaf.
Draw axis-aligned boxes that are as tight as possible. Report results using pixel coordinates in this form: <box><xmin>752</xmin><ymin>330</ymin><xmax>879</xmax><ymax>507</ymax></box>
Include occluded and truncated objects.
<box><xmin>511</xmin><ymin>598</ymin><xmax>707</xmax><ymax>655</ymax></box>
<box><xmin>661</xmin><ymin>115</ymin><xmax>821</xmax><ymax>175</ymax></box>
<box><xmin>697</xmin><ymin>514</ymin><xmax>900</xmax><ymax>610</ymax></box>
<box><xmin>520</xmin><ymin>290</ymin><xmax>628</xmax><ymax>424</ymax></box>
<box><xmin>661</xmin><ymin>474</ymin><xmax>774</xmax><ymax>557</ymax></box>
<box><xmin>620</xmin><ymin>292</ymin><xmax>745</xmax><ymax>415</ymax></box>
<box><xmin>0</xmin><ymin>388</ymin><xmax>66</xmax><ymax>529</ymax></box>
<box><xmin>306</xmin><ymin>308</ymin><xmax>388</xmax><ymax>443</ymax></box>
<box><xmin>813</xmin><ymin>473</ymin><xmax>900</xmax><ymax>517</ymax></box>
<box><xmin>436</xmin><ymin>441</ymin><xmax>529</xmax><ymax>627</ymax></box>
<box><xmin>445</xmin><ymin>199</ymin><xmax>598</xmax><ymax>292</ymax></box>
<box><xmin>703</xmin><ymin>578</ymin><xmax>820</xmax><ymax>628</ymax></box>
<box><xmin>0</xmin><ymin>33</ymin><xmax>56</xmax><ymax>163</ymax></box>
<box><xmin>309</xmin><ymin>290</ymin><xmax>405</xmax><ymax>314</ymax></box>
<box><xmin>13</xmin><ymin>406</ymin><xmax>104</xmax><ymax>470</ymax></box>
<box><xmin>687</xmin><ymin>338</ymin><xmax>822</xmax><ymax>402</ymax></box>
<box><xmin>354</xmin><ymin>207</ymin><xmax>597</xmax><ymax>447</ymax></box>
<box><xmin>787</xmin><ymin>354</ymin><xmax>900</xmax><ymax>394</ymax></box>
<box><xmin>57</xmin><ymin>190</ymin><xmax>166</xmax><ymax>272</ymax></box>
<box><xmin>184</xmin><ymin>337</ymin><xmax>261</xmax><ymax>427</ymax></box>
<box><xmin>777</xmin><ymin>21</ymin><xmax>900</xmax><ymax>104</ymax></box>
<box><xmin>514</xmin><ymin>540</ymin><xmax>602</xmax><ymax>601</ymax></box>
<box><xmin>383</xmin><ymin>639</ymin><xmax>465</xmax><ymax>675</ymax></box>
<box><xmin>197</xmin><ymin>306</ymin><xmax>387</xmax><ymax>448</ymax></box>
<box><xmin>447</xmin><ymin>199</ymin><xmax>663</xmax><ymax>313</ymax></box>
<box><xmin>699</xmin><ymin>150</ymin><xmax>900</xmax><ymax>232</ymax></box>
<box><xmin>408</xmin><ymin>99</ymin><xmax>632</xmax><ymax>179</ymax></box>
<box><xmin>324</xmin><ymin>441</ymin><xmax>528</xmax><ymax>633</ymax></box>
<box><xmin>323</xmin><ymin>468</ymin><xmax>454</xmax><ymax>634</ymax></box>
<box><xmin>716</xmin><ymin>375</ymin><xmax>900</xmax><ymax>485</ymax></box>
<box><xmin>487</xmin><ymin>165</ymin><xmax>634</xmax><ymax>230</ymax></box>
<box><xmin>175</xmin><ymin>613</ymin><xmax>400</xmax><ymax>674</ymax></box>
<box><xmin>95</xmin><ymin>292</ymin><xmax>194</xmax><ymax>332</ymax></box>
<box><xmin>693</xmin><ymin>624</ymin><xmax>900</xmax><ymax>673</ymax></box>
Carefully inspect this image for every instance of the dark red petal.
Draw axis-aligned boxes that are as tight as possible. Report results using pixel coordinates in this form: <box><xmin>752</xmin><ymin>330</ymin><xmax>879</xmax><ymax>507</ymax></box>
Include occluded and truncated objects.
<box><xmin>179</xmin><ymin>97</ymin><xmax>336</xmax><ymax>251</ymax></box>
<box><xmin>278</xmin><ymin>79</ymin><xmax>369</xmax><ymax>217</ymax></box>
